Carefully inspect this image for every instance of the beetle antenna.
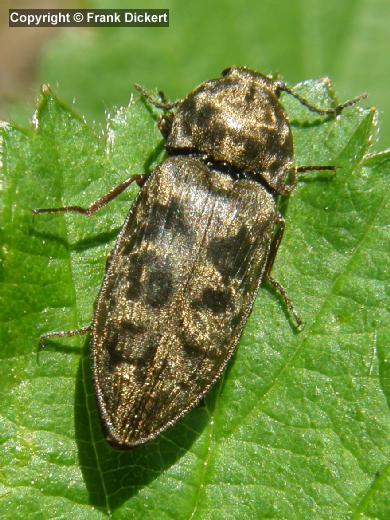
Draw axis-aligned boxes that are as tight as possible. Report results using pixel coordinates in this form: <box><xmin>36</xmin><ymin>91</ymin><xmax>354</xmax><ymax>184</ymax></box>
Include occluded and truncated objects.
<box><xmin>277</xmin><ymin>83</ymin><xmax>367</xmax><ymax>116</ymax></box>
<box><xmin>134</xmin><ymin>84</ymin><xmax>178</xmax><ymax>110</ymax></box>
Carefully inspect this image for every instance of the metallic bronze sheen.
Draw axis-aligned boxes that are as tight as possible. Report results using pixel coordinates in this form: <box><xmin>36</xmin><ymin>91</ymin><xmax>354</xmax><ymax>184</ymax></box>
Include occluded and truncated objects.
<box><xmin>93</xmin><ymin>67</ymin><xmax>291</xmax><ymax>448</ymax></box>
<box><xmin>93</xmin><ymin>156</ymin><xmax>276</xmax><ymax>447</ymax></box>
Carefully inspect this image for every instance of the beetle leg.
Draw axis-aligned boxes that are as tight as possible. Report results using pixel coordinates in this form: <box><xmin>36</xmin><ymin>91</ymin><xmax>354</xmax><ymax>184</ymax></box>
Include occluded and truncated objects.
<box><xmin>36</xmin><ymin>325</ymin><xmax>92</xmax><ymax>363</ymax></box>
<box><xmin>264</xmin><ymin>214</ymin><xmax>303</xmax><ymax>329</ymax></box>
<box><xmin>278</xmin><ymin>165</ymin><xmax>336</xmax><ymax>195</ymax></box>
<box><xmin>38</xmin><ymin>325</ymin><xmax>92</xmax><ymax>348</ymax></box>
<box><xmin>32</xmin><ymin>174</ymin><xmax>147</xmax><ymax>218</ymax></box>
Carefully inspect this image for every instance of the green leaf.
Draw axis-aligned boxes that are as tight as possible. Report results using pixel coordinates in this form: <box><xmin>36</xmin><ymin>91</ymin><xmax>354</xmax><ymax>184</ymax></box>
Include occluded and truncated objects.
<box><xmin>1</xmin><ymin>80</ymin><xmax>389</xmax><ymax>519</ymax></box>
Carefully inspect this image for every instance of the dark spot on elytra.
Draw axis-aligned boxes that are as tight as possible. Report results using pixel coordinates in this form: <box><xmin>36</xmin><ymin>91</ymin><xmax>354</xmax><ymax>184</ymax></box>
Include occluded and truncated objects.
<box><xmin>126</xmin><ymin>251</ymin><xmax>156</xmax><ymax>300</ymax></box>
<box><xmin>193</xmin><ymin>288</ymin><xmax>232</xmax><ymax>314</ymax></box>
<box><xmin>106</xmin><ymin>328</ymin><xmax>122</xmax><ymax>370</ymax></box>
<box><xmin>121</xmin><ymin>232</ymin><xmax>142</xmax><ymax>256</ymax></box>
<box><xmin>178</xmin><ymin>327</ymin><xmax>222</xmax><ymax>364</ymax></box>
<box><xmin>180</xmin><ymin>334</ymin><xmax>201</xmax><ymax>358</ymax></box>
<box><xmin>121</xmin><ymin>321</ymin><xmax>146</xmax><ymax>336</ymax></box>
<box><xmin>142</xmin><ymin>199</ymin><xmax>190</xmax><ymax>241</ymax></box>
<box><xmin>180</xmin><ymin>334</ymin><xmax>212</xmax><ymax>364</ymax></box>
<box><xmin>106</xmin><ymin>321</ymin><xmax>158</xmax><ymax>374</ymax></box>
<box><xmin>130</xmin><ymin>337</ymin><xmax>159</xmax><ymax>369</ymax></box>
<box><xmin>231</xmin><ymin>312</ymin><xmax>243</xmax><ymax>331</ymax></box>
<box><xmin>165</xmin><ymin>200</ymin><xmax>189</xmax><ymax>234</ymax></box>
<box><xmin>125</xmin><ymin>250</ymin><xmax>173</xmax><ymax>308</ymax></box>
<box><xmin>140</xmin><ymin>218</ymin><xmax>160</xmax><ymax>242</ymax></box>
<box><xmin>207</xmin><ymin>225</ymin><xmax>253</xmax><ymax>282</ymax></box>
<box><xmin>177</xmin><ymin>380</ymin><xmax>190</xmax><ymax>391</ymax></box>
<box><xmin>126</xmin><ymin>262</ymin><xmax>143</xmax><ymax>300</ymax></box>
<box><xmin>145</xmin><ymin>260</ymin><xmax>173</xmax><ymax>308</ymax></box>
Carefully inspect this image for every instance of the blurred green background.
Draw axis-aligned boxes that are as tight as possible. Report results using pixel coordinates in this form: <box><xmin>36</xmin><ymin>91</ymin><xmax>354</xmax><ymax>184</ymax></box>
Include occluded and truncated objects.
<box><xmin>1</xmin><ymin>0</ymin><xmax>389</xmax><ymax>148</ymax></box>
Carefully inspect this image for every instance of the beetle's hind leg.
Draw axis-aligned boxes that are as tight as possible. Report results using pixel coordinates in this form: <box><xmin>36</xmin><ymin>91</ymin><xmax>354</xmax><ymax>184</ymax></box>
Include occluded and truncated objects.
<box><xmin>37</xmin><ymin>325</ymin><xmax>92</xmax><ymax>362</ymax></box>
<box><xmin>32</xmin><ymin>174</ymin><xmax>147</xmax><ymax>217</ymax></box>
<box><xmin>264</xmin><ymin>214</ymin><xmax>303</xmax><ymax>330</ymax></box>
<box><xmin>39</xmin><ymin>325</ymin><xmax>92</xmax><ymax>348</ymax></box>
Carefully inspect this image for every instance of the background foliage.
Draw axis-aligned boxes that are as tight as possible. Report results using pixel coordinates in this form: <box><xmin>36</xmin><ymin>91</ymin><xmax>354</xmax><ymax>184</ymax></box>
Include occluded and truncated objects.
<box><xmin>5</xmin><ymin>0</ymin><xmax>390</xmax><ymax>149</ymax></box>
<box><xmin>1</xmin><ymin>1</ymin><xmax>389</xmax><ymax>518</ymax></box>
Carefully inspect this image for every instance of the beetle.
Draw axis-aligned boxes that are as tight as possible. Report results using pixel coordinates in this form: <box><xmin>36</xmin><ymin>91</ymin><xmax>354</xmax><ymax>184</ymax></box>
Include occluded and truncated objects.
<box><xmin>33</xmin><ymin>67</ymin><xmax>365</xmax><ymax>448</ymax></box>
